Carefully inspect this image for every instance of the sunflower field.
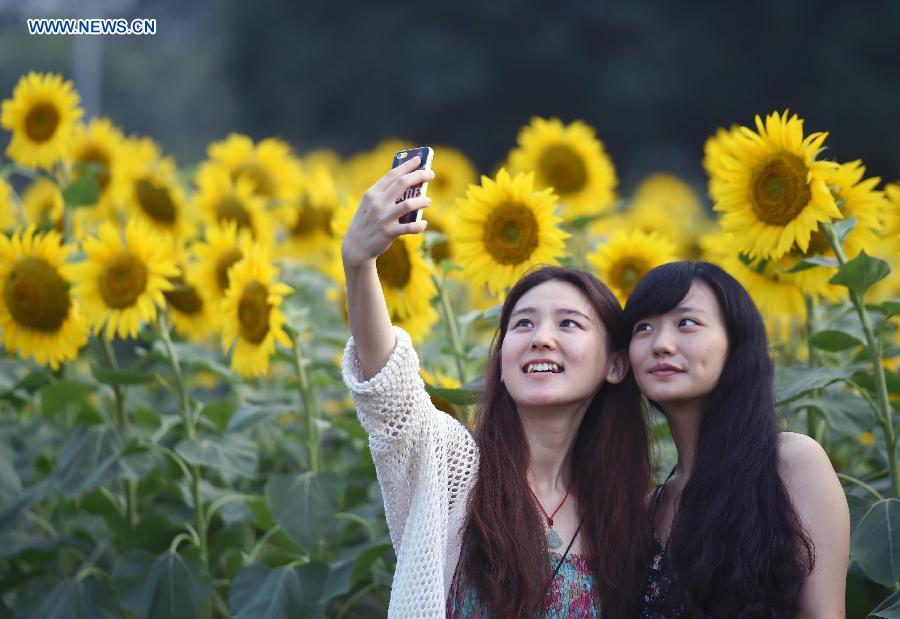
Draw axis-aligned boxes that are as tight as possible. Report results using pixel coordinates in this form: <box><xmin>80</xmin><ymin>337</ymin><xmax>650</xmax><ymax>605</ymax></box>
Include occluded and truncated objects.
<box><xmin>0</xmin><ymin>71</ymin><xmax>898</xmax><ymax>618</ymax></box>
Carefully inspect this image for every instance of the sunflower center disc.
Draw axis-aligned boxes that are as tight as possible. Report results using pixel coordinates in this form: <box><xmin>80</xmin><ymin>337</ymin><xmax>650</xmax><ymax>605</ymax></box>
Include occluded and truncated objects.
<box><xmin>75</xmin><ymin>146</ymin><xmax>111</xmax><ymax>192</ymax></box>
<box><xmin>215</xmin><ymin>249</ymin><xmax>244</xmax><ymax>294</ymax></box>
<box><xmin>24</xmin><ymin>102</ymin><xmax>60</xmax><ymax>142</ymax></box>
<box><xmin>376</xmin><ymin>240</ymin><xmax>413</xmax><ymax>289</ymax></box>
<box><xmin>750</xmin><ymin>153</ymin><xmax>811</xmax><ymax>226</ymax></box>
<box><xmin>539</xmin><ymin>144</ymin><xmax>588</xmax><ymax>194</ymax></box>
<box><xmin>4</xmin><ymin>257</ymin><xmax>70</xmax><ymax>332</ymax></box>
<box><xmin>136</xmin><ymin>178</ymin><xmax>177</xmax><ymax>224</ymax></box>
<box><xmin>614</xmin><ymin>261</ymin><xmax>645</xmax><ymax>297</ymax></box>
<box><xmin>216</xmin><ymin>197</ymin><xmax>254</xmax><ymax>233</ymax></box>
<box><xmin>238</xmin><ymin>280</ymin><xmax>271</xmax><ymax>344</ymax></box>
<box><xmin>483</xmin><ymin>202</ymin><xmax>539</xmax><ymax>265</ymax></box>
<box><xmin>164</xmin><ymin>278</ymin><xmax>204</xmax><ymax>315</ymax></box>
<box><xmin>291</xmin><ymin>195</ymin><xmax>331</xmax><ymax>238</ymax></box>
<box><xmin>235</xmin><ymin>162</ymin><xmax>276</xmax><ymax>198</ymax></box>
<box><xmin>98</xmin><ymin>253</ymin><xmax>149</xmax><ymax>309</ymax></box>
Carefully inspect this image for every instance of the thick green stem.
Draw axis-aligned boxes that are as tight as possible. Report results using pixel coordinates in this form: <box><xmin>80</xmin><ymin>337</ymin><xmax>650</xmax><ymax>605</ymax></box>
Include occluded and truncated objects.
<box><xmin>291</xmin><ymin>331</ymin><xmax>320</xmax><ymax>474</ymax></box>
<box><xmin>102</xmin><ymin>338</ymin><xmax>137</xmax><ymax>528</ymax></box>
<box><xmin>157</xmin><ymin>313</ymin><xmax>210</xmax><ymax>579</ymax></box>
<box><xmin>432</xmin><ymin>274</ymin><xmax>467</xmax><ymax>386</ymax></box>
<box><xmin>821</xmin><ymin>222</ymin><xmax>899</xmax><ymax>496</ymax></box>
<box><xmin>803</xmin><ymin>297</ymin><xmax>826</xmax><ymax>443</ymax></box>
<box><xmin>432</xmin><ymin>274</ymin><xmax>471</xmax><ymax>425</ymax></box>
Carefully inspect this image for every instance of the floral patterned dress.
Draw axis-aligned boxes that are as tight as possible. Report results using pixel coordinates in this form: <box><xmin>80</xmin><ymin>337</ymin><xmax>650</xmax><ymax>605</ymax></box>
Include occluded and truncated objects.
<box><xmin>446</xmin><ymin>551</ymin><xmax>598</xmax><ymax>618</ymax></box>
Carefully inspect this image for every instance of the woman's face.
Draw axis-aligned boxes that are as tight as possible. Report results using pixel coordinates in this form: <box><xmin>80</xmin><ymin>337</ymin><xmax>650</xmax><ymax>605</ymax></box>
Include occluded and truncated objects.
<box><xmin>628</xmin><ymin>280</ymin><xmax>729</xmax><ymax>412</ymax></box>
<box><xmin>500</xmin><ymin>280</ymin><xmax>625</xmax><ymax>409</ymax></box>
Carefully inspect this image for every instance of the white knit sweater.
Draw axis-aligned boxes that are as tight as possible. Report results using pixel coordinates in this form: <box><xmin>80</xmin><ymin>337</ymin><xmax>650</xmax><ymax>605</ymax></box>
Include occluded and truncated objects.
<box><xmin>342</xmin><ymin>327</ymin><xmax>480</xmax><ymax>618</ymax></box>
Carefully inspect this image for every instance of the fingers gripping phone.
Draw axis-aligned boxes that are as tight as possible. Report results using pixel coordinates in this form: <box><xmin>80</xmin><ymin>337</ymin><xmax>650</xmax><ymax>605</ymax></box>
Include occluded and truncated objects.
<box><xmin>393</xmin><ymin>146</ymin><xmax>434</xmax><ymax>224</ymax></box>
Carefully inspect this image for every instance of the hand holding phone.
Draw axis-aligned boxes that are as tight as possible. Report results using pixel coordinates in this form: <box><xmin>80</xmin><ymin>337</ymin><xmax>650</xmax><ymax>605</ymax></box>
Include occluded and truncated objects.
<box><xmin>392</xmin><ymin>146</ymin><xmax>434</xmax><ymax>224</ymax></box>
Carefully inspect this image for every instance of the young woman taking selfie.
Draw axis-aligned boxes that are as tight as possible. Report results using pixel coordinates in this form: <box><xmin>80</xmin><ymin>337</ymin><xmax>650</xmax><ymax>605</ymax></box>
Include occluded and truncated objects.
<box><xmin>340</xmin><ymin>154</ymin><xmax>652</xmax><ymax>618</ymax></box>
<box><xmin>624</xmin><ymin>261</ymin><xmax>850</xmax><ymax>618</ymax></box>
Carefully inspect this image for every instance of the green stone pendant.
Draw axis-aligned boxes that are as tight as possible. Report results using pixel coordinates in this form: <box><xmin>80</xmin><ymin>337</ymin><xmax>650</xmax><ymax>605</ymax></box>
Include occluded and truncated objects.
<box><xmin>547</xmin><ymin>527</ymin><xmax>562</xmax><ymax>549</ymax></box>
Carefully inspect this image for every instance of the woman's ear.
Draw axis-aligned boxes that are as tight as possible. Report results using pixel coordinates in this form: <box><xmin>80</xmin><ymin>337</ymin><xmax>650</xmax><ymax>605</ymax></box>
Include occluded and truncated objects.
<box><xmin>605</xmin><ymin>351</ymin><xmax>629</xmax><ymax>385</ymax></box>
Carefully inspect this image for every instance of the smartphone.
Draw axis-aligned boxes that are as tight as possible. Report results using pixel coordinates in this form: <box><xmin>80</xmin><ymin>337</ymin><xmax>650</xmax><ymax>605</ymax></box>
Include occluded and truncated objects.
<box><xmin>392</xmin><ymin>146</ymin><xmax>434</xmax><ymax>224</ymax></box>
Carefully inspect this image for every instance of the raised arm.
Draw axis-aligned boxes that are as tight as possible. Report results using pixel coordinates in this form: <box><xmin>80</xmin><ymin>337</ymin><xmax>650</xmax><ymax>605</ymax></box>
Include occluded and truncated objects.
<box><xmin>341</xmin><ymin>155</ymin><xmax>433</xmax><ymax>380</ymax></box>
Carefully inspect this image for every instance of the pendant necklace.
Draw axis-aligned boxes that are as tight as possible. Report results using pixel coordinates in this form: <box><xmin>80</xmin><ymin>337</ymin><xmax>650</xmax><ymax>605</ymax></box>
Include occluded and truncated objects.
<box><xmin>528</xmin><ymin>484</ymin><xmax>571</xmax><ymax>550</ymax></box>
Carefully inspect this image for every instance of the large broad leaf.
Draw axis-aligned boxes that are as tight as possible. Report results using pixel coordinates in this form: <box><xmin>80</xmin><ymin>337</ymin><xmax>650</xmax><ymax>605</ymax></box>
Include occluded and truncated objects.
<box><xmin>39</xmin><ymin>380</ymin><xmax>97</xmax><ymax>418</ymax></box>
<box><xmin>175</xmin><ymin>434</ymin><xmax>258</xmax><ymax>479</ymax></box>
<box><xmin>227</xmin><ymin>403</ymin><xmax>291</xmax><ymax>433</ymax></box>
<box><xmin>53</xmin><ymin>426</ymin><xmax>123</xmax><ymax>498</ymax></box>
<box><xmin>0</xmin><ymin>480</ymin><xmax>52</xmax><ymax>534</ymax></box>
<box><xmin>265</xmin><ymin>472</ymin><xmax>345</xmax><ymax>552</ymax></box>
<box><xmin>871</xmin><ymin>590</ymin><xmax>900</xmax><ymax>618</ymax></box>
<box><xmin>808</xmin><ymin>329</ymin><xmax>864</xmax><ymax>352</ymax></box>
<box><xmin>228</xmin><ymin>563</ymin><xmax>327</xmax><ymax>619</ymax></box>
<box><xmin>0</xmin><ymin>440</ymin><xmax>21</xmax><ymax>499</ymax></box>
<box><xmin>112</xmin><ymin>549</ymin><xmax>212</xmax><ymax>619</ymax></box>
<box><xmin>850</xmin><ymin>498</ymin><xmax>900</xmax><ymax>586</ymax></box>
<box><xmin>774</xmin><ymin>365</ymin><xmax>857</xmax><ymax>404</ymax></box>
<box><xmin>14</xmin><ymin>575</ymin><xmax>118</xmax><ymax>619</ymax></box>
<box><xmin>791</xmin><ymin>392</ymin><xmax>873</xmax><ymax>438</ymax></box>
<box><xmin>830</xmin><ymin>251</ymin><xmax>890</xmax><ymax>299</ymax></box>
<box><xmin>62</xmin><ymin>171</ymin><xmax>100</xmax><ymax>208</ymax></box>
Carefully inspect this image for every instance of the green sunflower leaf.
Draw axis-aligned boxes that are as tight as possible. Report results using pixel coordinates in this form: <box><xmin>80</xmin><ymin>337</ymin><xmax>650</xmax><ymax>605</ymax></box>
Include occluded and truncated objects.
<box><xmin>809</xmin><ymin>329</ymin><xmax>865</xmax><ymax>352</ymax></box>
<box><xmin>850</xmin><ymin>498</ymin><xmax>900</xmax><ymax>587</ymax></box>
<box><xmin>265</xmin><ymin>472</ymin><xmax>344</xmax><ymax>552</ymax></box>
<box><xmin>62</xmin><ymin>166</ymin><xmax>101</xmax><ymax>208</ymax></box>
<box><xmin>829</xmin><ymin>251</ymin><xmax>890</xmax><ymax>299</ymax></box>
<box><xmin>112</xmin><ymin>549</ymin><xmax>212</xmax><ymax>619</ymax></box>
<box><xmin>175</xmin><ymin>434</ymin><xmax>258</xmax><ymax>479</ymax></box>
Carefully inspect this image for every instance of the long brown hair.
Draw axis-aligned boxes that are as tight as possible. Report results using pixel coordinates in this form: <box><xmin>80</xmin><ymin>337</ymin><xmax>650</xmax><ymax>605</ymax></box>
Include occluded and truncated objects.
<box><xmin>462</xmin><ymin>266</ymin><xmax>652</xmax><ymax>618</ymax></box>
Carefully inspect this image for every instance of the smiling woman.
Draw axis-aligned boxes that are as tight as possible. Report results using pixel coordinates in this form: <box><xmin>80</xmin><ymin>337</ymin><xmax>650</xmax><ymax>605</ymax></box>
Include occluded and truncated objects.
<box><xmin>624</xmin><ymin>261</ymin><xmax>849</xmax><ymax>618</ymax></box>
<box><xmin>339</xmin><ymin>155</ymin><xmax>653</xmax><ymax>618</ymax></box>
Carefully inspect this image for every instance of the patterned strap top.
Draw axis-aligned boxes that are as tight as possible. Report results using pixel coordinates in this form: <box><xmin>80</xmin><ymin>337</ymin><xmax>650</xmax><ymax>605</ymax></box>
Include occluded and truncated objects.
<box><xmin>446</xmin><ymin>551</ymin><xmax>599</xmax><ymax>618</ymax></box>
<box><xmin>640</xmin><ymin>467</ymin><xmax>679</xmax><ymax>618</ymax></box>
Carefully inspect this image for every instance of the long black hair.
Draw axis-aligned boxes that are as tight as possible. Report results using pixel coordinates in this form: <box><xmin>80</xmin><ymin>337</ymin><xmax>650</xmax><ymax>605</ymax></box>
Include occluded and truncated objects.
<box><xmin>465</xmin><ymin>265</ymin><xmax>652</xmax><ymax>618</ymax></box>
<box><xmin>624</xmin><ymin>261</ymin><xmax>814</xmax><ymax>617</ymax></box>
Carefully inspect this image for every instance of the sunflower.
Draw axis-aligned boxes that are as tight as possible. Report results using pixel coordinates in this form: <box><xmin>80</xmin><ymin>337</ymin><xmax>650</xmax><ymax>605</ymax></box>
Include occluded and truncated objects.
<box><xmin>275</xmin><ymin>163</ymin><xmax>338</xmax><ymax>267</ymax></box>
<box><xmin>67</xmin><ymin>117</ymin><xmax>127</xmax><ymax>215</ymax></box>
<box><xmin>0</xmin><ymin>228</ymin><xmax>88</xmax><ymax>368</ymax></box>
<box><xmin>393</xmin><ymin>302</ymin><xmax>440</xmax><ymax>345</ymax></box>
<box><xmin>120</xmin><ymin>137</ymin><xmax>195</xmax><ymax>245</ymax></box>
<box><xmin>0</xmin><ymin>177</ymin><xmax>18</xmax><ymax>231</ymax></box>
<box><xmin>454</xmin><ymin>168</ymin><xmax>568</xmax><ymax>296</ymax></box>
<box><xmin>195</xmin><ymin>166</ymin><xmax>273</xmax><ymax>244</ymax></box>
<box><xmin>202</xmin><ymin>133</ymin><xmax>303</xmax><ymax>203</ymax></box>
<box><xmin>1</xmin><ymin>72</ymin><xmax>83</xmax><ymax>170</ymax></box>
<box><xmin>624</xmin><ymin>173</ymin><xmax>711</xmax><ymax>258</ymax></box>
<box><xmin>331</xmin><ymin>196</ymin><xmax>438</xmax><ymax>321</ymax></box>
<box><xmin>777</xmin><ymin>160</ymin><xmax>889</xmax><ymax>301</ymax></box>
<box><xmin>74</xmin><ymin>220</ymin><xmax>179</xmax><ymax>340</ymax></box>
<box><xmin>220</xmin><ymin>244</ymin><xmax>292</xmax><ymax>377</ymax></box>
<box><xmin>188</xmin><ymin>221</ymin><xmax>255</xmax><ymax>304</ymax></box>
<box><xmin>506</xmin><ymin>117</ymin><xmax>617</xmax><ymax>220</ymax></box>
<box><xmin>21</xmin><ymin>176</ymin><xmax>63</xmax><ymax>231</ymax></box>
<box><xmin>710</xmin><ymin>111</ymin><xmax>840</xmax><ymax>260</ymax></box>
<box><xmin>588</xmin><ymin>230</ymin><xmax>677</xmax><ymax>305</ymax></box>
<box><xmin>164</xmin><ymin>269</ymin><xmax>218</xmax><ymax>344</ymax></box>
<box><xmin>701</xmin><ymin>231</ymin><xmax>806</xmax><ymax>339</ymax></box>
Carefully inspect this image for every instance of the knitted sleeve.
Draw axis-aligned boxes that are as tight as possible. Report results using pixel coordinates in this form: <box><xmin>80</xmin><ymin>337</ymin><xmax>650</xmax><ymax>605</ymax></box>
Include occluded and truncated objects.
<box><xmin>342</xmin><ymin>326</ymin><xmax>478</xmax><ymax>551</ymax></box>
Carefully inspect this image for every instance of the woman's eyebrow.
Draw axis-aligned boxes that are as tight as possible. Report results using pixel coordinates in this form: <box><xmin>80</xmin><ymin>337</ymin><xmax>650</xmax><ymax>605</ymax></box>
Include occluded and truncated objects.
<box><xmin>510</xmin><ymin>307</ymin><xmax>592</xmax><ymax>321</ymax></box>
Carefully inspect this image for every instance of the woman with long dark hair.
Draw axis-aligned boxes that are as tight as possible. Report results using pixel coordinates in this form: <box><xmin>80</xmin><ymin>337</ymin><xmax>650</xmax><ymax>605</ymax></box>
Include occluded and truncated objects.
<box><xmin>624</xmin><ymin>261</ymin><xmax>849</xmax><ymax>618</ymax></box>
<box><xmin>340</xmin><ymin>156</ymin><xmax>652</xmax><ymax>617</ymax></box>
